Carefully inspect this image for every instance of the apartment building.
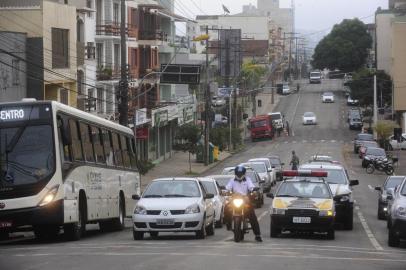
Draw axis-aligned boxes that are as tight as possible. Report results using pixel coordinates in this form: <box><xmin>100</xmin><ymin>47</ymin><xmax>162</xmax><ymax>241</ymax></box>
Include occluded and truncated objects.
<box><xmin>0</xmin><ymin>0</ymin><xmax>78</xmax><ymax>105</ymax></box>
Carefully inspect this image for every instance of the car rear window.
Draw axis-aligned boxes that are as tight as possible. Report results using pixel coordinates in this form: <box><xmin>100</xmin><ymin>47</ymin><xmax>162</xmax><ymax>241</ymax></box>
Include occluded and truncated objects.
<box><xmin>357</xmin><ymin>134</ymin><xmax>374</xmax><ymax>141</ymax></box>
<box><xmin>366</xmin><ymin>148</ymin><xmax>385</xmax><ymax>156</ymax></box>
<box><xmin>385</xmin><ymin>177</ymin><xmax>405</xmax><ymax>189</ymax></box>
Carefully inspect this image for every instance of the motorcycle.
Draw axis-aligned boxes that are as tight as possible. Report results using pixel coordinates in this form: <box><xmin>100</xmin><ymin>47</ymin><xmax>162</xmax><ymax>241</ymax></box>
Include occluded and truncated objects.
<box><xmin>366</xmin><ymin>157</ymin><xmax>394</xmax><ymax>175</ymax></box>
<box><xmin>228</xmin><ymin>188</ymin><xmax>259</xmax><ymax>242</ymax></box>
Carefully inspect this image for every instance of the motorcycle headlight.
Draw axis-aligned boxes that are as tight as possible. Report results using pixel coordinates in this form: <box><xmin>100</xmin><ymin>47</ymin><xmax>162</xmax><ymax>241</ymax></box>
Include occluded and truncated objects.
<box><xmin>38</xmin><ymin>185</ymin><xmax>59</xmax><ymax>207</ymax></box>
<box><xmin>185</xmin><ymin>203</ymin><xmax>200</xmax><ymax>214</ymax></box>
<box><xmin>272</xmin><ymin>208</ymin><xmax>285</xmax><ymax>215</ymax></box>
<box><xmin>319</xmin><ymin>210</ymin><xmax>335</xmax><ymax>217</ymax></box>
<box><xmin>395</xmin><ymin>206</ymin><xmax>406</xmax><ymax>217</ymax></box>
<box><xmin>134</xmin><ymin>205</ymin><xmax>147</xmax><ymax>215</ymax></box>
<box><xmin>233</xmin><ymin>198</ymin><xmax>244</xmax><ymax>208</ymax></box>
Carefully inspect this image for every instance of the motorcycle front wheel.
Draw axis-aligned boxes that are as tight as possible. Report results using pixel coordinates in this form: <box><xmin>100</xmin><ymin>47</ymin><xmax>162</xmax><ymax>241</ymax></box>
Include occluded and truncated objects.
<box><xmin>233</xmin><ymin>216</ymin><xmax>243</xmax><ymax>242</ymax></box>
<box><xmin>366</xmin><ymin>164</ymin><xmax>375</xmax><ymax>174</ymax></box>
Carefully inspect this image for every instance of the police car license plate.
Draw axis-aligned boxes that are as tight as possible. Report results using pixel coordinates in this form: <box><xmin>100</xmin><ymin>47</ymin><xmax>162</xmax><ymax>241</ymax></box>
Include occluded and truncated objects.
<box><xmin>156</xmin><ymin>219</ymin><xmax>174</xmax><ymax>225</ymax></box>
<box><xmin>293</xmin><ymin>217</ymin><xmax>311</xmax><ymax>224</ymax></box>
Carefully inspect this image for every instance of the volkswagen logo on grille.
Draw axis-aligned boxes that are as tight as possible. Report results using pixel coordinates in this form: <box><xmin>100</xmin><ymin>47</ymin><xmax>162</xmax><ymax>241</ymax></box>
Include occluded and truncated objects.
<box><xmin>162</xmin><ymin>211</ymin><xmax>169</xmax><ymax>216</ymax></box>
<box><xmin>0</xmin><ymin>202</ymin><xmax>5</xmax><ymax>209</ymax></box>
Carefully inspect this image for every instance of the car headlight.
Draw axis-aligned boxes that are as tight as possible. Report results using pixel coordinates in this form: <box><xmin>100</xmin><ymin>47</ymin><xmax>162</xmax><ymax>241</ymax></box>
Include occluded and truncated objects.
<box><xmin>395</xmin><ymin>206</ymin><xmax>406</xmax><ymax>217</ymax></box>
<box><xmin>233</xmin><ymin>198</ymin><xmax>244</xmax><ymax>208</ymax></box>
<box><xmin>38</xmin><ymin>185</ymin><xmax>59</xmax><ymax>207</ymax></box>
<box><xmin>185</xmin><ymin>203</ymin><xmax>200</xmax><ymax>214</ymax></box>
<box><xmin>134</xmin><ymin>205</ymin><xmax>147</xmax><ymax>215</ymax></box>
<box><xmin>319</xmin><ymin>210</ymin><xmax>335</xmax><ymax>217</ymax></box>
<box><xmin>272</xmin><ymin>208</ymin><xmax>285</xmax><ymax>215</ymax></box>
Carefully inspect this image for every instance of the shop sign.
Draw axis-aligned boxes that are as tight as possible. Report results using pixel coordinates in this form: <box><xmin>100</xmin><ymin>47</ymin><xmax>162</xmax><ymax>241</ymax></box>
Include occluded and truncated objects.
<box><xmin>136</xmin><ymin>127</ymin><xmax>149</xmax><ymax>139</ymax></box>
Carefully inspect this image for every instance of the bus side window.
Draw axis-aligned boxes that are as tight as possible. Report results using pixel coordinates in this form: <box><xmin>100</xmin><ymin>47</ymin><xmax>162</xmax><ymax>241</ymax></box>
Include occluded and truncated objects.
<box><xmin>112</xmin><ymin>132</ymin><xmax>123</xmax><ymax>167</ymax></box>
<box><xmin>120</xmin><ymin>135</ymin><xmax>131</xmax><ymax>168</ymax></box>
<box><xmin>129</xmin><ymin>137</ymin><xmax>137</xmax><ymax>170</ymax></box>
<box><xmin>57</xmin><ymin>115</ymin><xmax>72</xmax><ymax>162</ymax></box>
<box><xmin>69</xmin><ymin>119</ymin><xmax>84</xmax><ymax>161</ymax></box>
<box><xmin>102</xmin><ymin>129</ymin><xmax>114</xmax><ymax>166</ymax></box>
<box><xmin>92</xmin><ymin>126</ymin><xmax>106</xmax><ymax>164</ymax></box>
<box><xmin>80</xmin><ymin>122</ymin><xmax>95</xmax><ymax>163</ymax></box>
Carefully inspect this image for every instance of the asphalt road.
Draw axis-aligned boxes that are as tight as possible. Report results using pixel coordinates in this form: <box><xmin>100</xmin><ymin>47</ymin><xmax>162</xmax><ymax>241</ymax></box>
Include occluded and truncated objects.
<box><xmin>1</xmin><ymin>79</ymin><xmax>405</xmax><ymax>270</ymax></box>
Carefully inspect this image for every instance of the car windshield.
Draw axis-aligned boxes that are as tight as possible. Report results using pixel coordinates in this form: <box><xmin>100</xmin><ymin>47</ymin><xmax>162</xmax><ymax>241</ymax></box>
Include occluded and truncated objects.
<box><xmin>366</xmin><ymin>148</ymin><xmax>385</xmax><ymax>156</ymax></box>
<box><xmin>246</xmin><ymin>171</ymin><xmax>259</xmax><ymax>183</ymax></box>
<box><xmin>201</xmin><ymin>181</ymin><xmax>217</xmax><ymax>195</ymax></box>
<box><xmin>251</xmin><ymin>120</ymin><xmax>267</xmax><ymax>128</ymax></box>
<box><xmin>247</xmin><ymin>163</ymin><xmax>266</xmax><ymax>173</ymax></box>
<box><xmin>222</xmin><ymin>168</ymin><xmax>234</xmax><ymax>174</ymax></box>
<box><xmin>301</xmin><ymin>168</ymin><xmax>347</xmax><ymax>184</ymax></box>
<box><xmin>143</xmin><ymin>180</ymin><xmax>201</xmax><ymax>198</ymax></box>
<box><xmin>357</xmin><ymin>134</ymin><xmax>374</xmax><ymax>141</ymax></box>
<box><xmin>402</xmin><ymin>183</ymin><xmax>406</xmax><ymax>196</ymax></box>
<box><xmin>362</xmin><ymin>141</ymin><xmax>378</xmax><ymax>148</ymax></box>
<box><xmin>351</xmin><ymin>118</ymin><xmax>361</xmax><ymax>122</ymax></box>
<box><xmin>270</xmin><ymin>114</ymin><xmax>281</xmax><ymax>120</ymax></box>
<box><xmin>324</xmin><ymin>92</ymin><xmax>333</xmax><ymax>96</ymax></box>
<box><xmin>269</xmin><ymin>158</ymin><xmax>281</xmax><ymax>165</ymax></box>
<box><xmin>277</xmin><ymin>182</ymin><xmax>331</xmax><ymax>199</ymax></box>
<box><xmin>385</xmin><ymin>177</ymin><xmax>405</xmax><ymax>190</ymax></box>
<box><xmin>310</xmin><ymin>72</ymin><xmax>321</xmax><ymax>77</ymax></box>
<box><xmin>304</xmin><ymin>112</ymin><xmax>315</xmax><ymax>117</ymax></box>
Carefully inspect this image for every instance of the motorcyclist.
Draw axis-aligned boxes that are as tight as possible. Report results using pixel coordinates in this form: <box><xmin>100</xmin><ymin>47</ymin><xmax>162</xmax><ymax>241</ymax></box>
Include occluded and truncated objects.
<box><xmin>290</xmin><ymin>150</ymin><xmax>300</xmax><ymax>170</ymax></box>
<box><xmin>224</xmin><ymin>165</ymin><xmax>263</xmax><ymax>242</ymax></box>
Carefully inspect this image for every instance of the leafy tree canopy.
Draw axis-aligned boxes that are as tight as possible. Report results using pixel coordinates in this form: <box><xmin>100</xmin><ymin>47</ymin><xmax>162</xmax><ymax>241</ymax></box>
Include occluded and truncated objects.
<box><xmin>312</xmin><ymin>19</ymin><xmax>372</xmax><ymax>72</ymax></box>
<box><xmin>348</xmin><ymin>69</ymin><xmax>392</xmax><ymax>107</ymax></box>
<box><xmin>240</xmin><ymin>61</ymin><xmax>267</xmax><ymax>89</ymax></box>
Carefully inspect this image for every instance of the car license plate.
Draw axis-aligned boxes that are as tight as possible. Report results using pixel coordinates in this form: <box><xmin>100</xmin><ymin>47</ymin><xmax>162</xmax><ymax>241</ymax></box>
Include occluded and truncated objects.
<box><xmin>0</xmin><ymin>221</ymin><xmax>12</xmax><ymax>228</ymax></box>
<box><xmin>292</xmin><ymin>217</ymin><xmax>311</xmax><ymax>224</ymax></box>
<box><xmin>156</xmin><ymin>219</ymin><xmax>174</xmax><ymax>225</ymax></box>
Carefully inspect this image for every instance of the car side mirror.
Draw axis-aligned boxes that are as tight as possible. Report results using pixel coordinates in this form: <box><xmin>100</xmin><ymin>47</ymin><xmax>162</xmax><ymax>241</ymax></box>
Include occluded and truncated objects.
<box><xmin>205</xmin><ymin>193</ymin><xmax>214</xmax><ymax>199</ymax></box>
<box><xmin>268</xmin><ymin>168</ymin><xmax>272</xmax><ymax>172</ymax></box>
<box><xmin>374</xmin><ymin>186</ymin><xmax>382</xmax><ymax>191</ymax></box>
<box><xmin>266</xmin><ymin>193</ymin><xmax>274</xmax><ymax>198</ymax></box>
<box><xmin>350</xmin><ymin>180</ymin><xmax>359</xmax><ymax>186</ymax></box>
<box><xmin>132</xmin><ymin>194</ymin><xmax>141</xmax><ymax>200</ymax></box>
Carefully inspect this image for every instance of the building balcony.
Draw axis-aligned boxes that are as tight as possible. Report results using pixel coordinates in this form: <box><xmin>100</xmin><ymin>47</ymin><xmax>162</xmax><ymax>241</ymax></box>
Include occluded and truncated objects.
<box><xmin>96</xmin><ymin>66</ymin><xmax>121</xmax><ymax>81</ymax></box>
<box><xmin>139</xmin><ymin>30</ymin><xmax>168</xmax><ymax>41</ymax></box>
<box><xmin>96</xmin><ymin>21</ymin><xmax>121</xmax><ymax>36</ymax></box>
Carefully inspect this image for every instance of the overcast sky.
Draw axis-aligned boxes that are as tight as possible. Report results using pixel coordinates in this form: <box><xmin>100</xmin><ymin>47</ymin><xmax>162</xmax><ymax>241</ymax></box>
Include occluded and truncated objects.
<box><xmin>176</xmin><ymin>0</ymin><xmax>388</xmax><ymax>32</ymax></box>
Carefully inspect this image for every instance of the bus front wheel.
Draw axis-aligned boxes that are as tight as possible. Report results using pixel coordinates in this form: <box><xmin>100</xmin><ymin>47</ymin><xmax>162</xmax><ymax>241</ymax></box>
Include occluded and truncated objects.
<box><xmin>64</xmin><ymin>196</ymin><xmax>86</xmax><ymax>241</ymax></box>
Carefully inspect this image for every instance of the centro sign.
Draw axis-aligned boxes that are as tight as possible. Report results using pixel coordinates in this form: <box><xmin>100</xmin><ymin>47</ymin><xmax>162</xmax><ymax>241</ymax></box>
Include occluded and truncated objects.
<box><xmin>0</xmin><ymin>109</ymin><xmax>25</xmax><ymax>121</ymax></box>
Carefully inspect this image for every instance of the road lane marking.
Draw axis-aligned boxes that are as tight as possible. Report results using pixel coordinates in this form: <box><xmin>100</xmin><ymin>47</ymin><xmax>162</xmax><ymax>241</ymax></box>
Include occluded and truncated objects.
<box><xmin>355</xmin><ymin>206</ymin><xmax>383</xmax><ymax>251</ymax></box>
<box><xmin>289</xmin><ymin>91</ymin><xmax>302</xmax><ymax>126</ymax></box>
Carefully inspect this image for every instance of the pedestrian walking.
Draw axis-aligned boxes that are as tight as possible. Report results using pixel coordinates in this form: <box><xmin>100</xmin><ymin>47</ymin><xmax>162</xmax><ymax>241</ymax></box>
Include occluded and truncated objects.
<box><xmin>290</xmin><ymin>150</ymin><xmax>300</xmax><ymax>170</ymax></box>
<box><xmin>286</xmin><ymin>121</ymin><xmax>290</xmax><ymax>136</ymax></box>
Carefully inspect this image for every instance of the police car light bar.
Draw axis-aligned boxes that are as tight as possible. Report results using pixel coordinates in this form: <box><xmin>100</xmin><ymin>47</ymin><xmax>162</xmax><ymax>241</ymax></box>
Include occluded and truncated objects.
<box><xmin>283</xmin><ymin>170</ymin><xmax>328</xmax><ymax>177</ymax></box>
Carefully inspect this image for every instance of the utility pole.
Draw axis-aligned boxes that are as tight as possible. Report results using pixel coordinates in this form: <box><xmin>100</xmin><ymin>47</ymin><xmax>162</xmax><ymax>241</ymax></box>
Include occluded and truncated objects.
<box><xmin>204</xmin><ymin>25</ymin><xmax>210</xmax><ymax>166</ymax></box>
<box><xmin>373</xmin><ymin>74</ymin><xmax>378</xmax><ymax>136</ymax></box>
<box><xmin>118</xmin><ymin>0</ymin><xmax>128</xmax><ymax>126</ymax></box>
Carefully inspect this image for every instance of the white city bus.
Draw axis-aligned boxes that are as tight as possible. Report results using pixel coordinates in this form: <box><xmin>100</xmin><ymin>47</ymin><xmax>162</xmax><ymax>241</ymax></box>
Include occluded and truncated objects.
<box><xmin>0</xmin><ymin>100</ymin><xmax>140</xmax><ymax>241</ymax></box>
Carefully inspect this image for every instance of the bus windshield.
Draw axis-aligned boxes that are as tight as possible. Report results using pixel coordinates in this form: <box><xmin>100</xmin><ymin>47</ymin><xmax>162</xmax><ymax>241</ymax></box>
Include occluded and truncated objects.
<box><xmin>0</xmin><ymin>105</ymin><xmax>54</xmax><ymax>188</ymax></box>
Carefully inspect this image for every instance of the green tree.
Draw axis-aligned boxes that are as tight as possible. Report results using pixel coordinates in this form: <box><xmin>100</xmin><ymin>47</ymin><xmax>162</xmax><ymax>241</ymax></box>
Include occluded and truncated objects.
<box><xmin>348</xmin><ymin>69</ymin><xmax>392</xmax><ymax>107</ymax></box>
<box><xmin>240</xmin><ymin>61</ymin><xmax>267</xmax><ymax>89</ymax></box>
<box><xmin>374</xmin><ymin>120</ymin><xmax>399</xmax><ymax>149</ymax></box>
<box><xmin>312</xmin><ymin>19</ymin><xmax>372</xmax><ymax>72</ymax></box>
<box><xmin>173</xmin><ymin>124</ymin><xmax>201</xmax><ymax>173</ymax></box>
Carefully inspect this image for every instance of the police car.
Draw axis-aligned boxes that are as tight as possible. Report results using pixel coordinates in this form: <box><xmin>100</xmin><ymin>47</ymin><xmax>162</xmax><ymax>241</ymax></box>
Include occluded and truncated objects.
<box><xmin>267</xmin><ymin>170</ymin><xmax>336</xmax><ymax>239</ymax></box>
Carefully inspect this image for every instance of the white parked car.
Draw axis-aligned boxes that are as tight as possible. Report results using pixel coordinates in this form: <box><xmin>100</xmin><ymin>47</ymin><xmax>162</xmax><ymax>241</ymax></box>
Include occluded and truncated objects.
<box><xmin>322</xmin><ymin>92</ymin><xmax>335</xmax><ymax>103</ymax></box>
<box><xmin>389</xmin><ymin>133</ymin><xmax>406</xmax><ymax>150</ymax></box>
<box><xmin>347</xmin><ymin>96</ymin><xmax>359</xmax><ymax>106</ymax></box>
<box><xmin>198</xmin><ymin>177</ymin><xmax>225</xmax><ymax>228</ymax></box>
<box><xmin>248</xmin><ymin>158</ymin><xmax>276</xmax><ymax>188</ymax></box>
<box><xmin>132</xmin><ymin>178</ymin><xmax>216</xmax><ymax>240</ymax></box>
<box><xmin>212</xmin><ymin>96</ymin><xmax>226</xmax><ymax>107</ymax></box>
<box><xmin>268</xmin><ymin>112</ymin><xmax>284</xmax><ymax>129</ymax></box>
<box><xmin>240</xmin><ymin>162</ymin><xmax>269</xmax><ymax>187</ymax></box>
<box><xmin>302</xmin><ymin>112</ymin><xmax>317</xmax><ymax>125</ymax></box>
<box><xmin>282</xmin><ymin>84</ymin><xmax>291</xmax><ymax>95</ymax></box>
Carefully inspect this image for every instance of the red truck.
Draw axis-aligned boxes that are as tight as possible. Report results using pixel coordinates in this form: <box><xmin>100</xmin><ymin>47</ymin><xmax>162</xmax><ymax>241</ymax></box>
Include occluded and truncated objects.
<box><xmin>249</xmin><ymin>115</ymin><xmax>274</xmax><ymax>141</ymax></box>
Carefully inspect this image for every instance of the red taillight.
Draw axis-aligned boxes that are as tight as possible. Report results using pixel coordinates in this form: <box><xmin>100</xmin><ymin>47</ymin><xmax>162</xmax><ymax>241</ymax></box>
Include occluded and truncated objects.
<box><xmin>282</xmin><ymin>170</ymin><xmax>328</xmax><ymax>177</ymax></box>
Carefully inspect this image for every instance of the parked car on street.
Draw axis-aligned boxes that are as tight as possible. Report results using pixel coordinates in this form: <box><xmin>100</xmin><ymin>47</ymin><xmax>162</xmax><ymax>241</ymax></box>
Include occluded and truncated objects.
<box><xmin>240</xmin><ymin>162</ymin><xmax>270</xmax><ymax>190</ymax></box>
<box><xmin>211</xmin><ymin>96</ymin><xmax>226</xmax><ymax>107</ymax></box>
<box><xmin>309</xmin><ymin>71</ymin><xmax>322</xmax><ymax>84</ymax></box>
<box><xmin>375</xmin><ymin>176</ymin><xmax>406</xmax><ymax>220</ymax></box>
<box><xmin>248</xmin><ymin>158</ymin><xmax>276</xmax><ymax>188</ymax></box>
<box><xmin>353</xmin><ymin>133</ymin><xmax>374</xmax><ymax>153</ymax></box>
<box><xmin>302</xmin><ymin>112</ymin><xmax>317</xmax><ymax>125</ymax></box>
<box><xmin>349</xmin><ymin>116</ymin><xmax>363</xmax><ymax>130</ymax></box>
<box><xmin>267</xmin><ymin>155</ymin><xmax>284</xmax><ymax>181</ymax></box>
<box><xmin>388</xmin><ymin>133</ymin><xmax>406</xmax><ymax>150</ymax></box>
<box><xmin>347</xmin><ymin>96</ymin><xmax>359</xmax><ymax>106</ymax></box>
<box><xmin>132</xmin><ymin>178</ymin><xmax>216</xmax><ymax>240</ymax></box>
<box><xmin>282</xmin><ymin>83</ymin><xmax>291</xmax><ymax>95</ymax></box>
<box><xmin>387</xmin><ymin>177</ymin><xmax>406</xmax><ymax>247</ymax></box>
<box><xmin>300</xmin><ymin>163</ymin><xmax>359</xmax><ymax>230</ymax></box>
<box><xmin>198</xmin><ymin>177</ymin><xmax>226</xmax><ymax>228</ymax></box>
<box><xmin>362</xmin><ymin>147</ymin><xmax>387</xmax><ymax>168</ymax></box>
<box><xmin>322</xmin><ymin>92</ymin><xmax>335</xmax><ymax>103</ymax></box>
<box><xmin>358</xmin><ymin>141</ymin><xmax>379</xmax><ymax>159</ymax></box>
<box><xmin>268</xmin><ymin>112</ymin><xmax>284</xmax><ymax>130</ymax></box>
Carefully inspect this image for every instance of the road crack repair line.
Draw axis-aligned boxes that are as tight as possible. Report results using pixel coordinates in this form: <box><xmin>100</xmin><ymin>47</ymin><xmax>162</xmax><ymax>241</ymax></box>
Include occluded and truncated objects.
<box><xmin>355</xmin><ymin>206</ymin><xmax>384</xmax><ymax>251</ymax></box>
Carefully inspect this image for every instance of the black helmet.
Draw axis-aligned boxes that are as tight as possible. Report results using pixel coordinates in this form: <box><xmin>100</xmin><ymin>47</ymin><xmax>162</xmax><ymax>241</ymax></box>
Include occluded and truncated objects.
<box><xmin>235</xmin><ymin>165</ymin><xmax>246</xmax><ymax>180</ymax></box>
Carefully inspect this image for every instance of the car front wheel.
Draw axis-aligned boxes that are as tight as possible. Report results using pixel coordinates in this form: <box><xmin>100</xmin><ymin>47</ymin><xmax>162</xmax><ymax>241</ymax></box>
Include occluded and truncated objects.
<box><xmin>388</xmin><ymin>228</ymin><xmax>400</xmax><ymax>247</ymax></box>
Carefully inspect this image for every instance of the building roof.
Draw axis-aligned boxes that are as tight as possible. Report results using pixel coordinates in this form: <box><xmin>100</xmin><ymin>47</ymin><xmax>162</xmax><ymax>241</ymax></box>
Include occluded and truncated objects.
<box><xmin>196</xmin><ymin>15</ymin><xmax>219</xmax><ymax>20</ymax></box>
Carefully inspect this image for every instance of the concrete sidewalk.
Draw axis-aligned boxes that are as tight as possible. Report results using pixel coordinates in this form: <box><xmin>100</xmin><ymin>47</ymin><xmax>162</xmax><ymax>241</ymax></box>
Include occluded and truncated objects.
<box><xmin>140</xmin><ymin>150</ymin><xmax>231</xmax><ymax>190</ymax></box>
<box><xmin>389</xmin><ymin>150</ymin><xmax>406</xmax><ymax>176</ymax></box>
